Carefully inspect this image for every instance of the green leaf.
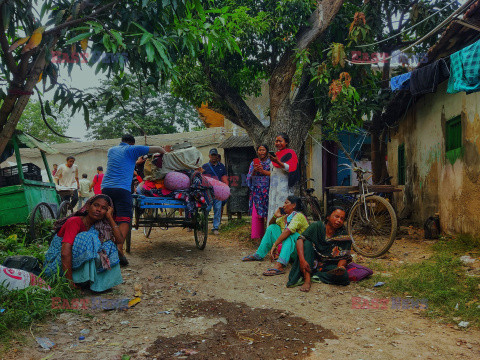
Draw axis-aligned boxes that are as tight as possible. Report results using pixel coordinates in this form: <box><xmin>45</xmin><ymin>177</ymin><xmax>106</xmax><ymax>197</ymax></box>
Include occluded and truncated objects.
<box><xmin>103</xmin><ymin>34</ymin><xmax>112</xmax><ymax>52</ymax></box>
<box><xmin>140</xmin><ymin>33</ymin><xmax>153</xmax><ymax>45</ymax></box>
<box><xmin>121</xmin><ymin>87</ymin><xmax>130</xmax><ymax>101</ymax></box>
<box><xmin>132</xmin><ymin>22</ymin><xmax>149</xmax><ymax>33</ymax></box>
<box><xmin>45</xmin><ymin>100</ymin><xmax>57</xmax><ymax>120</ymax></box>
<box><xmin>65</xmin><ymin>32</ymin><xmax>92</xmax><ymax>45</ymax></box>
<box><xmin>105</xmin><ymin>97</ymin><xmax>115</xmax><ymax>113</ymax></box>
<box><xmin>152</xmin><ymin>39</ymin><xmax>171</xmax><ymax>68</ymax></box>
<box><xmin>145</xmin><ymin>42</ymin><xmax>155</xmax><ymax>62</ymax></box>
<box><xmin>83</xmin><ymin>104</ymin><xmax>90</xmax><ymax>128</ymax></box>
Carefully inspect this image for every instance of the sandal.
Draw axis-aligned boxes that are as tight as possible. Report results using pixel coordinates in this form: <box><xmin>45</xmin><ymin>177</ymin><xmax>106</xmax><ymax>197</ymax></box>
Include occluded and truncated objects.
<box><xmin>119</xmin><ymin>255</ymin><xmax>129</xmax><ymax>267</ymax></box>
<box><xmin>263</xmin><ymin>268</ymin><xmax>285</xmax><ymax>276</ymax></box>
<box><xmin>242</xmin><ymin>254</ymin><xmax>262</xmax><ymax>261</ymax></box>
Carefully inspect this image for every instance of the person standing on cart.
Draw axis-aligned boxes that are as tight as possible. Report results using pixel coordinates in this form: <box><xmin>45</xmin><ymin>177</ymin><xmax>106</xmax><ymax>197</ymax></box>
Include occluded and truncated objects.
<box><xmin>102</xmin><ymin>134</ymin><xmax>168</xmax><ymax>266</ymax></box>
<box><xmin>202</xmin><ymin>148</ymin><xmax>228</xmax><ymax>235</ymax></box>
<box><xmin>54</xmin><ymin>156</ymin><xmax>80</xmax><ymax>208</ymax></box>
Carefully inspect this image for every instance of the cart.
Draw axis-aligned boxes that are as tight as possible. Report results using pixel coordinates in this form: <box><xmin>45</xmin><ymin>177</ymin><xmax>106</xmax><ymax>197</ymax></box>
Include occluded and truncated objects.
<box><xmin>126</xmin><ymin>194</ymin><xmax>209</xmax><ymax>252</ymax></box>
<box><xmin>0</xmin><ymin>131</ymin><xmax>60</xmax><ymax>241</ymax></box>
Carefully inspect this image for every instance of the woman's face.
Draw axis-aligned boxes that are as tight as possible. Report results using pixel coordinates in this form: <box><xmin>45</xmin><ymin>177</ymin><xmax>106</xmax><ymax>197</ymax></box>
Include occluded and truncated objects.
<box><xmin>87</xmin><ymin>198</ymin><xmax>109</xmax><ymax>221</ymax></box>
<box><xmin>257</xmin><ymin>146</ymin><xmax>267</xmax><ymax>159</ymax></box>
<box><xmin>275</xmin><ymin>136</ymin><xmax>287</xmax><ymax>150</ymax></box>
<box><xmin>283</xmin><ymin>199</ymin><xmax>296</xmax><ymax>214</ymax></box>
<box><xmin>327</xmin><ymin>209</ymin><xmax>346</xmax><ymax>229</ymax></box>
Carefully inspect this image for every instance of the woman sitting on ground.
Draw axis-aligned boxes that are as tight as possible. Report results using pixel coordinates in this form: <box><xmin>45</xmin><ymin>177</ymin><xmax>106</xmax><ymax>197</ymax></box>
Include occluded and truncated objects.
<box><xmin>44</xmin><ymin>194</ymin><xmax>123</xmax><ymax>292</ymax></box>
<box><xmin>287</xmin><ymin>207</ymin><xmax>351</xmax><ymax>292</ymax></box>
<box><xmin>242</xmin><ymin>196</ymin><xmax>309</xmax><ymax>276</ymax></box>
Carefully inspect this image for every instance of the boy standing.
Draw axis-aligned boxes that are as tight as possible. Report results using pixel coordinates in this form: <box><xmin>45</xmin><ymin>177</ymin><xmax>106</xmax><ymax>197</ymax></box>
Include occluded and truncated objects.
<box><xmin>90</xmin><ymin>166</ymin><xmax>104</xmax><ymax>195</ymax></box>
<box><xmin>77</xmin><ymin>174</ymin><xmax>91</xmax><ymax>209</ymax></box>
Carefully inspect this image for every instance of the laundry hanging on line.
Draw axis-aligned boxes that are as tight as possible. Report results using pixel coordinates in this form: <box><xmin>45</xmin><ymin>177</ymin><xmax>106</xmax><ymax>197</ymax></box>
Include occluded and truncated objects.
<box><xmin>390</xmin><ymin>72</ymin><xmax>412</xmax><ymax>91</ymax></box>
<box><xmin>447</xmin><ymin>39</ymin><xmax>480</xmax><ymax>94</ymax></box>
<box><xmin>410</xmin><ymin>59</ymin><xmax>450</xmax><ymax>96</ymax></box>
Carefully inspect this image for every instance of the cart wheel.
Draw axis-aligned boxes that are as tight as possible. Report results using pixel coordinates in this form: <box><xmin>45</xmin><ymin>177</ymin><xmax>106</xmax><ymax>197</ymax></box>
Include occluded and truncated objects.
<box><xmin>143</xmin><ymin>208</ymin><xmax>157</xmax><ymax>238</ymax></box>
<box><xmin>194</xmin><ymin>208</ymin><xmax>208</xmax><ymax>250</ymax></box>
<box><xmin>29</xmin><ymin>202</ymin><xmax>55</xmax><ymax>242</ymax></box>
<box><xmin>57</xmin><ymin>200</ymin><xmax>73</xmax><ymax>219</ymax></box>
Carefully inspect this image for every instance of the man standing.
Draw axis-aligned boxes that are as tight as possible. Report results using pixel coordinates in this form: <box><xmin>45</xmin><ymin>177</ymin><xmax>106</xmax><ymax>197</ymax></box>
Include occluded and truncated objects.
<box><xmin>89</xmin><ymin>166</ymin><xmax>104</xmax><ymax>195</ymax></box>
<box><xmin>77</xmin><ymin>174</ymin><xmax>91</xmax><ymax>209</ymax></box>
<box><xmin>54</xmin><ymin>156</ymin><xmax>79</xmax><ymax>208</ymax></box>
<box><xmin>102</xmin><ymin>134</ymin><xmax>168</xmax><ymax>266</ymax></box>
<box><xmin>202</xmin><ymin>148</ymin><xmax>228</xmax><ymax>235</ymax></box>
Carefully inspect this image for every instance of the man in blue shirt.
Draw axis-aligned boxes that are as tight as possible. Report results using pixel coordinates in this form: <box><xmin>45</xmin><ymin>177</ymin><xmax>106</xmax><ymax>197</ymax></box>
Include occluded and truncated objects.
<box><xmin>202</xmin><ymin>148</ymin><xmax>228</xmax><ymax>235</ymax></box>
<box><xmin>102</xmin><ymin>134</ymin><xmax>167</xmax><ymax>265</ymax></box>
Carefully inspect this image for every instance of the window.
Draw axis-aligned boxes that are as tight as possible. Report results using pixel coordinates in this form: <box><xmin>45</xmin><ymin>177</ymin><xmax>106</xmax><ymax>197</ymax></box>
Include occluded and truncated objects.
<box><xmin>398</xmin><ymin>143</ymin><xmax>405</xmax><ymax>185</ymax></box>
<box><xmin>445</xmin><ymin>116</ymin><xmax>463</xmax><ymax>164</ymax></box>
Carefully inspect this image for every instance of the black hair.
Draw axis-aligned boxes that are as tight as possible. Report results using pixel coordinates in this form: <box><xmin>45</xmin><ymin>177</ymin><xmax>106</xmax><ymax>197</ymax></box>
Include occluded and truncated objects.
<box><xmin>122</xmin><ymin>134</ymin><xmax>135</xmax><ymax>144</ymax></box>
<box><xmin>97</xmin><ymin>166</ymin><xmax>103</xmax><ymax>171</ymax></box>
<box><xmin>257</xmin><ymin>144</ymin><xmax>269</xmax><ymax>153</ymax></box>
<box><xmin>82</xmin><ymin>173</ymin><xmax>88</xmax><ymax>178</ymax></box>
<box><xmin>277</xmin><ymin>132</ymin><xmax>290</xmax><ymax>144</ymax></box>
<box><xmin>286</xmin><ymin>195</ymin><xmax>302</xmax><ymax>212</ymax></box>
<box><xmin>326</xmin><ymin>206</ymin><xmax>346</xmax><ymax>218</ymax></box>
<box><xmin>66</xmin><ymin>156</ymin><xmax>75</xmax><ymax>161</ymax></box>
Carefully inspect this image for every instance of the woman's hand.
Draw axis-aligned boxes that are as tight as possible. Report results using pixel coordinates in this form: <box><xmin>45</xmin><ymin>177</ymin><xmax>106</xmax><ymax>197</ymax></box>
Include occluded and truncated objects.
<box><xmin>299</xmin><ymin>259</ymin><xmax>311</xmax><ymax>275</ymax></box>
<box><xmin>268</xmin><ymin>154</ymin><xmax>280</xmax><ymax>164</ymax></box>
<box><xmin>253</xmin><ymin>164</ymin><xmax>264</xmax><ymax>174</ymax></box>
<box><xmin>268</xmin><ymin>247</ymin><xmax>276</xmax><ymax>262</ymax></box>
<box><xmin>106</xmin><ymin>206</ymin><xmax>115</xmax><ymax>220</ymax></box>
<box><xmin>274</xmin><ymin>207</ymin><xmax>283</xmax><ymax>218</ymax></box>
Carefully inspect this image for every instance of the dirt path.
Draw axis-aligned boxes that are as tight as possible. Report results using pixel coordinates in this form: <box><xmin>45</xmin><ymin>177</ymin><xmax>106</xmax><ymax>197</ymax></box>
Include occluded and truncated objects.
<box><xmin>4</xmin><ymin>226</ymin><xmax>480</xmax><ymax>360</ymax></box>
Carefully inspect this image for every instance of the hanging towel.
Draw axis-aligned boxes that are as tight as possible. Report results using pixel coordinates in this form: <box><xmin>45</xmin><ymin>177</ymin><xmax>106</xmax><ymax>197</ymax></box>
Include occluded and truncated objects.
<box><xmin>390</xmin><ymin>72</ymin><xmax>412</xmax><ymax>91</ymax></box>
<box><xmin>447</xmin><ymin>39</ymin><xmax>480</xmax><ymax>94</ymax></box>
<box><xmin>410</xmin><ymin>59</ymin><xmax>450</xmax><ymax>96</ymax></box>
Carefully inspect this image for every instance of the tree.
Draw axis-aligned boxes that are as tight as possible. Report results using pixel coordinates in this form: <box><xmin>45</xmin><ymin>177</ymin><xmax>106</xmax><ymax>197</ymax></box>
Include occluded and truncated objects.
<box><xmin>0</xmin><ymin>0</ymin><xmax>239</xmax><ymax>155</ymax></box>
<box><xmin>17</xmin><ymin>100</ymin><xmax>70</xmax><ymax>144</ymax></box>
<box><xmin>87</xmin><ymin>73</ymin><xmax>203</xmax><ymax>140</ymax></box>
<box><xmin>173</xmin><ymin>0</ymin><xmax>346</xmax><ymax>152</ymax></box>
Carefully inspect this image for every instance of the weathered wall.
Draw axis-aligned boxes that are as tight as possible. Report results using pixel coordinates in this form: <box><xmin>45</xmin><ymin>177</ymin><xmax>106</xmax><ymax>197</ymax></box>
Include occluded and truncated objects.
<box><xmin>388</xmin><ymin>81</ymin><xmax>480</xmax><ymax>235</ymax></box>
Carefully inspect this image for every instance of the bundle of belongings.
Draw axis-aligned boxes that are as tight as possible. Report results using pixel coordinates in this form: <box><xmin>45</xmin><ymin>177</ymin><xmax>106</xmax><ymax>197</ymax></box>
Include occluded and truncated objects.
<box><xmin>136</xmin><ymin>143</ymin><xmax>230</xmax><ymax>217</ymax></box>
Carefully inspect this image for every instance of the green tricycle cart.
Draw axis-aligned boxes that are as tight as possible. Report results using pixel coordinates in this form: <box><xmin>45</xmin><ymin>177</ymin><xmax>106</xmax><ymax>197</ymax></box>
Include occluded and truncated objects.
<box><xmin>0</xmin><ymin>131</ymin><xmax>61</xmax><ymax>241</ymax></box>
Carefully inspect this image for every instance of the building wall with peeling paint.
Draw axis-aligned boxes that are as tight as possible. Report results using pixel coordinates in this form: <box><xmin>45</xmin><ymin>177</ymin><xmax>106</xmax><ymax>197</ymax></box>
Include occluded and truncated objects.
<box><xmin>388</xmin><ymin>81</ymin><xmax>480</xmax><ymax>235</ymax></box>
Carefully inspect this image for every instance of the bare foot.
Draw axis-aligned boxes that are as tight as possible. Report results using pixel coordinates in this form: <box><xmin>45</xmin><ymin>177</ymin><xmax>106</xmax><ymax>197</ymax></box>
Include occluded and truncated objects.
<box><xmin>327</xmin><ymin>266</ymin><xmax>346</xmax><ymax>276</ymax></box>
<box><xmin>299</xmin><ymin>281</ymin><xmax>311</xmax><ymax>292</ymax></box>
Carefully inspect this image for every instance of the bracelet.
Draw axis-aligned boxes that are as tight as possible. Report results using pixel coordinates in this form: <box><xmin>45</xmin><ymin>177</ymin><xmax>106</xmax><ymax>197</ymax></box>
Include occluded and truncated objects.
<box><xmin>114</xmin><ymin>225</ymin><xmax>119</xmax><ymax>228</ymax></box>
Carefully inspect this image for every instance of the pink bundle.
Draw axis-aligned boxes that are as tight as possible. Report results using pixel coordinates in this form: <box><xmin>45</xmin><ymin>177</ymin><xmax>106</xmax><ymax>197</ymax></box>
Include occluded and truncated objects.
<box><xmin>205</xmin><ymin>177</ymin><xmax>231</xmax><ymax>201</ymax></box>
<box><xmin>164</xmin><ymin>171</ymin><xmax>191</xmax><ymax>191</ymax></box>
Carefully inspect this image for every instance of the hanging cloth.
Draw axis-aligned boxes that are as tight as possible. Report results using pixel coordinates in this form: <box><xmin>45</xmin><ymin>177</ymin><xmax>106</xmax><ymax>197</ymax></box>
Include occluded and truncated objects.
<box><xmin>447</xmin><ymin>39</ymin><xmax>480</xmax><ymax>94</ymax></box>
<box><xmin>410</xmin><ymin>59</ymin><xmax>450</xmax><ymax>96</ymax></box>
<box><xmin>390</xmin><ymin>72</ymin><xmax>412</xmax><ymax>91</ymax></box>
<box><xmin>272</xmin><ymin>148</ymin><xmax>299</xmax><ymax>188</ymax></box>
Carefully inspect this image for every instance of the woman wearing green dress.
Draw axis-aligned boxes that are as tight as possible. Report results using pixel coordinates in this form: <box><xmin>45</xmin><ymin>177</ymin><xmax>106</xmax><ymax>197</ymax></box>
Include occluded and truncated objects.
<box><xmin>287</xmin><ymin>207</ymin><xmax>352</xmax><ymax>291</ymax></box>
<box><xmin>242</xmin><ymin>196</ymin><xmax>309</xmax><ymax>276</ymax></box>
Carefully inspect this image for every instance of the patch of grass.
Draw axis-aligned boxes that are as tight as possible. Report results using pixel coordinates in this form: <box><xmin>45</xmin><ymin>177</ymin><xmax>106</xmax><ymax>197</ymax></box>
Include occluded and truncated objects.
<box><xmin>219</xmin><ymin>218</ymin><xmax>260</xmax><ymax>248</ymax></box>
<box><xmin>0</xmin><ymin>227</ymin><xmax>80</xmax><ymax>346</ymax></box>
<box><xmin>219</xmin><ymin>218</ymin><xmax>249</xmax><ymax>233</ymax></box>
<box><xmin>364</xmin><ymin>235</ymin><xmax>480</xmax><ymax>327</ymax></box>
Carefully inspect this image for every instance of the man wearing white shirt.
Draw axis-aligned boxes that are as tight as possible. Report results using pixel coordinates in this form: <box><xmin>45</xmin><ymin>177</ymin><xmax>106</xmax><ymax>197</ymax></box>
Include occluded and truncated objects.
<box><xmin>54</xmin><ymin>156</ymin><xmax>80</xmax><ymax>208</ymax></box>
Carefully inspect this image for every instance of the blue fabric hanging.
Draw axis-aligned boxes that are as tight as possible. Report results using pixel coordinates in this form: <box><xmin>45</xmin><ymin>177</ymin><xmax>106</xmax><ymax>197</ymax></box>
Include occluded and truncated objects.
<box><xmin>390</xmin><ymin>72</ymin><xmax>412</xmax><ymax>91</ymax></box>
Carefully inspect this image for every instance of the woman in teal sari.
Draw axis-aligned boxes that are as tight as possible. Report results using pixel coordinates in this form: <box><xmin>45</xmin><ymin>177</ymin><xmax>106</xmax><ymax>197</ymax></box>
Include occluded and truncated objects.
<box><xmin>287</xmin><ymin>207</ymin><xmax>352</xmax><ymax>291</ymax></box>
<box><xmin>44</xmin><ymin>194</ymin><xmax>123</xmax><ymax>292</ymax></box>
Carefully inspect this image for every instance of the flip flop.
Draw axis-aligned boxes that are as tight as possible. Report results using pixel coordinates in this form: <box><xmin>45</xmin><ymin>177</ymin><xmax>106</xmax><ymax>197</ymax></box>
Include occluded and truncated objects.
<box><xmin>242</xmin><ymin>254</ymin><xmax>262</xmax><ymax>261</ymax></box>
<box><xmin>263</xmin><ymin>268</ymin><xmax>285</xmax><ymax>276</ymax></box>
<box><xmin>327</xmin><ymin>266</ymin><xmax>346</xmax><ymax>276</ymax></box>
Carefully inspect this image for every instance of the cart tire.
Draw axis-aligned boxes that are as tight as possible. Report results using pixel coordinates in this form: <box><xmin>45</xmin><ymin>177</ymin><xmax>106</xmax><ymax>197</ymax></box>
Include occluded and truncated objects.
<box><xmin>194</xmin><ymin>208</ymin><xmax>208</xmax><ymax>250</ymax></box>
<box><xmin>143</xmin><ymin>208</ymin><xmax>157</xmax><ymax>238</ymax></box>
<box><xmin>29</xmin><ymin>202</ymin><xmax>55</xmax><ymax>242</ymax></box>
<box><xmin>57</xmin><ymin>200</ymin><xmax>73</xmax><ymax>219</ymax></box>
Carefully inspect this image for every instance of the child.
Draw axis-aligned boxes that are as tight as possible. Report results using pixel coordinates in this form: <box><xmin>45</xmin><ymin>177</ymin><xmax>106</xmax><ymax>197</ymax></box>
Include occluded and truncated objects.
<box><xmin>77</xmin><ymin>174</ymin><xmax>91</xmax><ymax>210</ymax></box>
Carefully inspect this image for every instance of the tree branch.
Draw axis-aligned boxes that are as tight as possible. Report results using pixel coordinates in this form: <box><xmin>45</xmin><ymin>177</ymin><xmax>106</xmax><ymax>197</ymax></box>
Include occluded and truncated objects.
<box><xmin>269</xmin><ymin>0</ymin><xmax>344</xmax><ymax>122</ymax></box>
<box><xmin>43</xmin><ymin>0</ymin><xmax>119</xmax><ymax>38</ymax></box>
<box><xmin>0</xmin><ymin>4</ymin><xmax>18</xmax><ymax>74</ymax></box>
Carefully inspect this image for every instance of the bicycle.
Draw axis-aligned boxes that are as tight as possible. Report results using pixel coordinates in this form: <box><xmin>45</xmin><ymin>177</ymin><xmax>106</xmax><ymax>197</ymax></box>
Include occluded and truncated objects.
<box><xmin>300</xmin><ymin>178</ymin><xmax>322</xmax><ymax>222</ymax></box>
<box><xmin>339</xmin><ymin>163</ymin><xmax>397</xmax><ymax>257</ymax></box>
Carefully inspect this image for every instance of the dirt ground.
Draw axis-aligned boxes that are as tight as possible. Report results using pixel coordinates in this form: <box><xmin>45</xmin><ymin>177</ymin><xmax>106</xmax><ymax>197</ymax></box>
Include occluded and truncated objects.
<box><xmin>3</xmin><ymin>224</ymin><xmax>480</xmax><ymax>360</ymax></box>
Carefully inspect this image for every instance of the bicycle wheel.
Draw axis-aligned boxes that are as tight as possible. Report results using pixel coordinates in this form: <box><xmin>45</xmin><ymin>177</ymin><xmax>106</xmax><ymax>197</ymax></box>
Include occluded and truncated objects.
<box><xmin>143</xmin><ymin>208</ymin><xmax>157</xmax><ymax>238</ymax></box>
<box><xmin>29</xmin><ymin>202</ymin><xmax>55</xmax><ymax>242</ymax></box>
<box><xmin>347</xmin><ymin>195</ymin><xmax>397</xmax><ymax>257</ymax></box>
<box><xmin>194</xmin><ymin>208</ymin><xmax>208</xmax><ymax>250</ymax></box>
<box><xmin>57</xmin><ymin>200</ymin><xmax>73</xmax><ymax>219</ymax></box>
<box><xmin>303</xmin><ymin>196</ymin><xmax>322</xmax><ymax>221</ymax></box>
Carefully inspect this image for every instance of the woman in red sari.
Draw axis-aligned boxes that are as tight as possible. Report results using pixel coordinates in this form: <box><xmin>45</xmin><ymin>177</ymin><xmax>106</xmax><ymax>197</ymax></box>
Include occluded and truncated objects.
<box><xmin>267</xmin><ymin>133</ymin><xmax>300</xmax><ymax>221</ymax></box>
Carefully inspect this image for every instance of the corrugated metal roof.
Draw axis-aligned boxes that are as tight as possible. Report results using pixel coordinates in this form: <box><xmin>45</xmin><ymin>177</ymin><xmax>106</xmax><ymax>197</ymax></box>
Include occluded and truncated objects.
<box><xmin>219</xmin><ymin>135</ymin><xmax>253</xmax><ymax>148</ymax></box>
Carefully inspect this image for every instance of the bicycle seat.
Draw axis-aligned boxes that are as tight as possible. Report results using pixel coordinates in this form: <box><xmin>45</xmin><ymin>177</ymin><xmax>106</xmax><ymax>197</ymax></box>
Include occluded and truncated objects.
<box><xmin>306</xmin><ymin>188</ymin><xmax>315</xmax><ymax>195</ymax></box>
